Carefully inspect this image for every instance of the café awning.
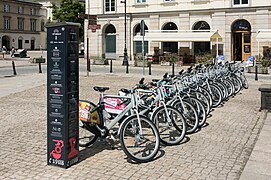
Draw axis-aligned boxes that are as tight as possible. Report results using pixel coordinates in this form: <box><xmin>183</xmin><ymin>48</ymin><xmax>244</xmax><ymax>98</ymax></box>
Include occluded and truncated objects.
<box><xmin>133</xmin><ymin>30</ymin><xmax>222</xmax><ymax>42</ymax></box>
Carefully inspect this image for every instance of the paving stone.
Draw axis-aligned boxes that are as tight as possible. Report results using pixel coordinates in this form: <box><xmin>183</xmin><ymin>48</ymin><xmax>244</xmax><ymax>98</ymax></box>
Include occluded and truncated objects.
<box><xmin>0</xmin><ymin>73</ymin><xmax>269</xmax><ymax>179</ymax></box>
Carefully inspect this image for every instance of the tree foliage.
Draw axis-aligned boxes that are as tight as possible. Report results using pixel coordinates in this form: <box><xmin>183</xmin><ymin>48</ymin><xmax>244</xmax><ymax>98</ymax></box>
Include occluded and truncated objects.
<box><xmin>52</xmin><ymin>0</ymin><xmax>85</xmax><ymax>41</ymax></box>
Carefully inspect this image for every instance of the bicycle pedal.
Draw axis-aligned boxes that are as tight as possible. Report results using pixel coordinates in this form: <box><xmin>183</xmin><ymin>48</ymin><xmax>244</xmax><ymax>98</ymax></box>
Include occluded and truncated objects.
<box><xmin>110</xmin><ymin>130</ymin><xmax>118</xmax><ymax>137</ymax></box>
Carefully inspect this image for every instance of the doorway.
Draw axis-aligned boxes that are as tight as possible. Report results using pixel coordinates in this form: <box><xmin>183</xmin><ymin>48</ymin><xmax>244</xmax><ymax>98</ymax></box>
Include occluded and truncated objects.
<box><xmin>18</xmin><ymin>39</ymin><xmax>23</xmax><ymax>49</ymax></box>
<box><xmin>2</xmin><ymin>35</ymin><xmax>10</xmax><ymax>49</ymax></box>
<box><xmin>232</xmin><ymin>19</ymin><xmax>251</xmax><ymax>61</ymax></box>
<box><xmin>31</xmin><ymin>40</ymin><xmax>35</xmax><ymax>50</ymax></box>
<box><xmin>233</xmin><ymin>33</ymin><xmax>242</xmax><ymax>61</ymax></box>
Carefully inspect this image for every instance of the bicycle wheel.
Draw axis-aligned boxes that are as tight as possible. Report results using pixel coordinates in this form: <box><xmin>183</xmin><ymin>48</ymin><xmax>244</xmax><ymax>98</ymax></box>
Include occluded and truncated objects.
<box><xmin>79</xmin><ymin>121</ymin><xmax>99</xmax><ymax>147</ymax></box>
<box><xmin>184</xmin><ymin>96</ymin><xmax>207</xmax><ymax>127</ymax></box>
<box><xmin>151</xmin><ymin>105</ymin><xmax>187</xmax><ymax>145</ymax></box>
<box><xmin>212</xmin><ymin>80</ymin><xmax>228</xmax><ymax>100</ymax></box>
<box><xmin>240</xmin><ymin>74</ymin><xmax>248</xmax><ymax>89</ymax></box>
<box><xmin>119</xmin><ymin>115</ymin><xmax>160</xmax><ymax>163</ymax></box>
<box><xmin>205</xmin><ymin>84</ymin><xmax>222</xmax><ymax>108</ymax></box>
<box><xmin>173</xmin><ymin>99</ymin><xmax>199</xmax><ymax>134</ymax></box>
<box><xmin>231</xmin><ymin>76</ymin><xmax>242</xmax><ymax>94</ymax></box>
<box><xmin>223</xmin><ymin>79</ymin><xmax>235</xmax><ymax>97</ymax></box>
<box><xmin>192</xmin><ymin>91</ymin><xmax>211</xmax><ymax>115</ymax></box>
<box><xmin>199</xmin><ymin>86</ymin><xmax>213</xmax><ymax>110</ymax></box>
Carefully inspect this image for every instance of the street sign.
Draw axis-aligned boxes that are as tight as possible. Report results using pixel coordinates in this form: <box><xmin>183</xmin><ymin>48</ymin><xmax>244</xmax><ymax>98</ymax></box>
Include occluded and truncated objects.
<box><xmin>46</xmin><ymin>22</ymin><xmax>80</xmax><ymax>168</ymax></box>
<box><xmin>88</xmin><ymin>24</ymin><xmax>101</xmax><ymax>32</ymax></box>
<box><xmin>88</xmin><ymin>19</ymin><xmax>97</xmax><ymax>25</ymax></box>
<box><xmin>78</xmin><ymin>13</ymin><xmax>97</xmax><ymax>20</ymax></box>
<box><xmin>140</xmin><ymin>20</ymin><xmax>145</xmax><ymax>36</ymax></box>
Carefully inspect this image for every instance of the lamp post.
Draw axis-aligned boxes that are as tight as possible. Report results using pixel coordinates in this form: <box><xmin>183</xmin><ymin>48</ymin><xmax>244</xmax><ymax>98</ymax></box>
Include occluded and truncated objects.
<box><xmin>121</xmin><ymin>0</ymin><xmax>129</xmax><ymax>72</ymax></box>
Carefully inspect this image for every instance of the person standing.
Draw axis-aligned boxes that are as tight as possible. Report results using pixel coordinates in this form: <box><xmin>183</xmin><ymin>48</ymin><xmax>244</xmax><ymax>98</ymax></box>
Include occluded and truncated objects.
<box><xmin>2</xmin><ymin>46</ymin><xmax>7</xmax><ymax>60</ymax></box>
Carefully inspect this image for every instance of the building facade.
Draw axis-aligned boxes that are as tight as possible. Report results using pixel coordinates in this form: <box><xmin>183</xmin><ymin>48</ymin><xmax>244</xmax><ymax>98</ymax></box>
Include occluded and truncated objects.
<box><xmin>0</xmin><ymin>0</ymin><xmax>46</xmax><ymax>50</ymax></box>
<box><xmin>86</xmin><ymin>0</ymin><xmax>271</xmax><ymax>62</ymax></box>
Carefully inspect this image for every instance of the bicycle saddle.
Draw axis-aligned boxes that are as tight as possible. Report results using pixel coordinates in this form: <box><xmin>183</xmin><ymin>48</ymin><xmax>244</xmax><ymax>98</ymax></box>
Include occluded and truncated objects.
<box><xmin>152</xmin><ymin>79</ymin><xmax>160</xmax><ymax>82</ymax></box>
<box><xmin>93</xmin><ymin>86</ymin><xmax>109</xmax><ymax>92</ymax></box>
<box><xmin>120</xmin><ymin>88</ymin><xmax>130</xmax><ymax>94</ymax></box>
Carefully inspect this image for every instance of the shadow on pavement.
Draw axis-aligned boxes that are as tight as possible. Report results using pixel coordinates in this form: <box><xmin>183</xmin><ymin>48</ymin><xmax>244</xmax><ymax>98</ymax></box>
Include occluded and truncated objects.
<box><xmin>79</xmin><ymin>139</ymin><xmax>120</xmax><ymax>163</ymax></box>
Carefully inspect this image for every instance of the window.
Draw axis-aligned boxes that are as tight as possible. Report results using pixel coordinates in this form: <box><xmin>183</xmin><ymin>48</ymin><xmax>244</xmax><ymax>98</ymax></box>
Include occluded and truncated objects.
<box><xmin>30</xmin><ymin>19</ymin><xmax>36</xmax><ymax>31</ymax></box>
<box><xmin>137</xmin><ymin>0</ymin><xmax>146</xmax><ymax>3</ymax></box>
<box><xmin>41</xmin><ymin>19</ymin><xmax>45</xmax><ymax>31</ymax></box>
<box><xmin>164</xmin><ymin>0</ymin><xmax>175</xmax><ymax>2</ymax></box>
<box><xmin>4</xmin><ymin>17</ymin><xmax>10</xmax><ymax>30</ymax></box>
<box><xmin>134</xmin><ymin>41</ymin><xmax>148</xmax><ymax>54</ymax></box>
<box><xmin>233</xmin><ymin>0</ymin><xmax>248</xmax><ymax>5</ymax></box>
<box><xmin>105</xmin><ymin>0</ymin><xmax>115</xmax><ymax>12</ymax></box>
<box><xmin>4</xmin><ymin>4</ymin><xmax>10</xmax><ymax>12</ymax></box>
<box><xmin>18</xmin><ymin>18</ymin><xmax>24</xmax><ymax>30</ymax></box>
<box><xmin>18</xmin><ymin>6</ymin><xmax>24</xmax><ymax>14</ymax></box>
<box><xmin>30</xmin><ymin>8</ymin><xmax>36</xmax><ymax>15</ymax></box>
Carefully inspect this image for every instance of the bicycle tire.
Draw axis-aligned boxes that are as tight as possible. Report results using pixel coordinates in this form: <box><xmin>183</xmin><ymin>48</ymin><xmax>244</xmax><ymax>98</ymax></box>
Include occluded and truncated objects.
<box><xmin>172</xmin><ymin>99</ymin><xmax>199</xmax><ymax>134</ymax></box>
<box><xmin>79</xmin><ymin>100</ymin><xmax>100</xmax><ymax>147</ymax></box>
<box><xmin>192</xmin><ymin>91</ymin><xmax>211</xmax><ymax>115</ymax></box>
<box><xmin>231</xmin><ymin>76</ymin><xmax>242</xmax><ymax>94</ymax></box>
<box><xmin>199</xmin><ymin>86</ymin><xmax>213</xmax><ymax>110</ymax></box>
<box><xmin>79</xmin><ymin>122</ymin><xmax>99</xmax><ymax>147</ymax></box>
<box><xmin>183</xmin><ymin>96</ymin><xmax>207</xmax><ymax>127</ymax></box>
<box><xmin>212</xmin><ymin>80</ymin><xmax>228</xmax><ymax>100</ymax></box>
<box><xmin>240</xmin><ymin>74</ymin><xmax>248</xmax><ymax>89</ymax></box>
<box><xmin>151</xmin><ymin>105</ymin><xmax>187</xmax><ymax>145</ymax></box>
<box><xmin>119</xmin><ymin>115</ymin><xmax>160</xmax><ymax>163</ymax></box>
<box><xmin>223</xmin><ymin>79</ymin><xmax>235</xmax><ymax>97</ymax></box>
<box><xmin>204</xmin><ymin>84</ymin><xmax>222</xmax><ymax>108</ymax></box>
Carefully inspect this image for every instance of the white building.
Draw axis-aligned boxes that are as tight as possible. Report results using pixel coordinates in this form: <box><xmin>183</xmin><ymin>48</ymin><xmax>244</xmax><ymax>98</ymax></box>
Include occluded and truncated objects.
<box><xmin>85</xmin><ymin>0</ymin><xmax>271</xmax><ymax>63</ymax></box>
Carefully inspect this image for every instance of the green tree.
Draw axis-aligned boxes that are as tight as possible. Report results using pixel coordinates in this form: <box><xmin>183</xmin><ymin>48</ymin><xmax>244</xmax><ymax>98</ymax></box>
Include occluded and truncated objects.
<box><xmin>52</xmin><ymin>0</ymin><xmax>85</xmax><ymax>41</ymax></box>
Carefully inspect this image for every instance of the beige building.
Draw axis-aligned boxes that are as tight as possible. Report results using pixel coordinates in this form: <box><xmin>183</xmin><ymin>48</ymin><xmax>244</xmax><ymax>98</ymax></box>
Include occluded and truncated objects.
<box><xmin>86</xmin><ymin>0</ymin><xmax>271</xmax><ymax>62</ymax></box>
<box><xmin>0</xmin><ymin>0</ymin><xmax>46</xmax><ymax>51</ymax></box>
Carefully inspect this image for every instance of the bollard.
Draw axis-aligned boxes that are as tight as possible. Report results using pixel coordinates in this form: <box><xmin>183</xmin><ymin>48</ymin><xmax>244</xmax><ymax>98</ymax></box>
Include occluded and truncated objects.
<box><xmin>172</xmin><ymin>63</ymin><xmax>175</xmax><ymax>76</ymax></box>
<box><xmin>126</xmin><ymin>63</ymin><xmax>129</xmax><ymax>74</ymax></box>
<box><xmin>12</xmin><ymin>61</ymin><xmax>17</xmax><ymax>76</ymax></box>
<box><xmin>148</xmin><ymin>62</ymin><xmax>151</xmax><ymax>75</ymax></box>
<box><xmin>38</xmin><ymin>62</ymin><xmax>42</xmax><ymax>73</ymax></box>
<box><xmin>255</xmin><ymin>65</ymin><xmax>258</xmax><ymax>81</ymax></box>
<box><xmin>110</xmin><ymin>59</ymin><xmax>113</xmax><ymax>73</ymax></box>
<box><xmin>87</xmin><ymin>38</ymin><xmax>91</xmax><ymax>76</ymax></box>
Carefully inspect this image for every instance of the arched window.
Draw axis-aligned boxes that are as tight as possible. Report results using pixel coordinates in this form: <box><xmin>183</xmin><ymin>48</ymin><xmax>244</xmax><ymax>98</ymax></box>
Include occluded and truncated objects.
<box><xmin>133</xmin><ymin>23</ymin><xmax>149</xmax><ymax>54</ymax></box>
<box><xmin>134</xmin><ymin>23</ymin><xmax>148</xmax><ymax>36</ymax></box>
<box><xmin>231</xmin><ymin>19</ymin><xmax>251</xmax><ymax>31</ymax></box>
<box><xmin>162</xmin><ymin>22</ymin><xmax>178</xmax><ymax>53</ymax></box>
<box><xmin>162</xmin><ymin>22</ymin><xmax>178</xmax><ymax>31</ymax></box>
<box><xmin>105</xmin><ymin>24</ymin><xmax>116</xmax><ymax>53</ymax></box>
<box><xmin>193</xmin><ymin>21</ymin><xmax>210</xmax><ymax>30</ymax></box>
<box><xmin>193</xmin><ymin>21</ymin><xmax>211</xmax><ymax>55</ymax></box>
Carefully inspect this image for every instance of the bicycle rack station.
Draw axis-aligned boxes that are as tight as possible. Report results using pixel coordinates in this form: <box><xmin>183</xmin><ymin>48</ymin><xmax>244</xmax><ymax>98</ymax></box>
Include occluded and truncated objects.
<box><xmin>47</xmin><ymin>22</ymin><xmax>80</xmax><ymax>168</ymax></box>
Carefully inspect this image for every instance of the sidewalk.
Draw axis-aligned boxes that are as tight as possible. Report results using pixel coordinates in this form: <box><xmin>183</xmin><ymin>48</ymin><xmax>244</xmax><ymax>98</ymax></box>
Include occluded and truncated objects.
<box><xmin>0</xmin><ymin>69</ymin><xmax>270</xmax><ymax>179</ymax></box>
<box><xmin>240</xmin><ymin>111</ymin><xmax>271</xmax><ymax>180</ymax></box>
<box><xmin>0</xmin><ymin>73</ymin><xmax>46</xmax><ymax>98</ymax></box>
<box><xmin>0</xmin><ymin>54</ymin><xmax>271</xmax><ymax>179</ymax></box>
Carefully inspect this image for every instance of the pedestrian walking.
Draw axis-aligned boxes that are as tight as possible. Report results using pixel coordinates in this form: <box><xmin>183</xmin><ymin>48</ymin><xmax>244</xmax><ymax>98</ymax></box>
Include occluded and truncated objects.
<box><xmin>11</xmin><ymin>47</ymin><xmax>15</xmax><ymax>58</ymax></box>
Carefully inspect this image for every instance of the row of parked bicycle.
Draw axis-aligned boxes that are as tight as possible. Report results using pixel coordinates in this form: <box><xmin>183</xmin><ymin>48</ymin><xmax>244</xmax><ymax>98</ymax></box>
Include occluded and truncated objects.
<box><xmin>79</xmin><ymin>62</ymin><xmax>248</xmax><ymax>163</ymax></box>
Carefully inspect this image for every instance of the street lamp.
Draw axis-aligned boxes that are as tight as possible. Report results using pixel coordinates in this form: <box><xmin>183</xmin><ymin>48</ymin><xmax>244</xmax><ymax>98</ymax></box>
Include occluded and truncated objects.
<box><xmin>121</xmin><ymin>0</ymin><xmax>129</xmax><ymax>71</ymax></box>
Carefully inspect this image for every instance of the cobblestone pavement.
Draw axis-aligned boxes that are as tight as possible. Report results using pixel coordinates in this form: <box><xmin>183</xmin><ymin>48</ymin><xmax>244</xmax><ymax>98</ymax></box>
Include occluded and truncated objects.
<box><xmin>0</xmin><ymin>73</ymin><xmax>269</xmax><ymax>180</ymax></box>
